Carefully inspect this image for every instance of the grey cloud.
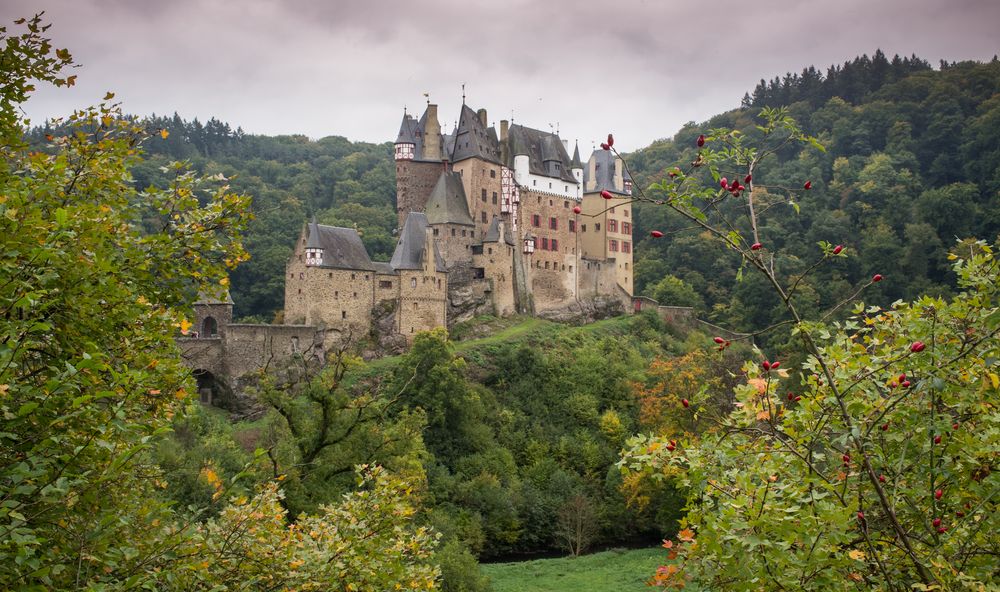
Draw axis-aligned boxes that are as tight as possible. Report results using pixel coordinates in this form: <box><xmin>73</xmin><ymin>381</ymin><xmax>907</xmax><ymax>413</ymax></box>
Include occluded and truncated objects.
<box><xmin>4</xmin><ymin>0</ymin><xmax>1000</xmax><ymax>151</ymax></box>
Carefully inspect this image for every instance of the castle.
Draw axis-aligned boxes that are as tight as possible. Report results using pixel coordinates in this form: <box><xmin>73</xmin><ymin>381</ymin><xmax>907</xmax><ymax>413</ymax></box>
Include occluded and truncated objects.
<box><xmin>283</xmin><ymin>102</ymin><xmax>635</xmax><ymax>340</ymax></box>
<box><xmin>180</xmin><ymin>101</ymin><xmax>636</xmax><ymax>400</ymax></box>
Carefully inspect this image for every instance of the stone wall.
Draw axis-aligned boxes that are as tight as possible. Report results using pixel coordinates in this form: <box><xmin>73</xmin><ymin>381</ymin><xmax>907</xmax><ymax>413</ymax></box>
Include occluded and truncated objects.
<box><xmin>432</xmin><ymin>222</ymin><xmax>475</xmax><ymax>268</ymax></box>
<box><xmin>179</xmin><ymin>323</ymin><xmax>322</xmax><ymax>382</ymax></box>
<box><xmin>452</xmin><ymin>159</ymin><xmax>503</xmax><ymax>238</ymax></box>
<box><xmin>396</xmin><ymin>160</ymin><xmax>444</xmax><ymax>229</ymax></box>
<box><xmin>518</xmin><ymin>188</ymin><xmax>581</xmax><ymax>311</ymax></box>
<box><xmin>473</xmin><ymin>241</ymin><xmax>516</xmax><ymax>316</ymax></box>
<box><xmin>397</xmin><ymin>269</ymin><xmax>448</xmax><ymax>340</ymax></box>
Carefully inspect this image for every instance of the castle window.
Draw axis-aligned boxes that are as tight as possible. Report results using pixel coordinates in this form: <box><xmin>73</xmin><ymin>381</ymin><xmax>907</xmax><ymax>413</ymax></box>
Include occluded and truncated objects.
<box><xmin>472</xmin><ymin>245</ymin><xmax>483</xmax><ymax>255</ymax></box>
<box><xmin>624</xmin><ymin>209</ymin><xmax>630</xmax><ymax>217</ymax></box>
<box><xmin>545</xmin><ymin>261</ymin><xmax>550</xmax><ymax>269</ymax></box>
<box><xmin>551</xmin><ymin>238</ymin><xmax>558</xmax><ymax>251</ymax></box>
<box><xmin>533</xmin><ymin>180</ymin><xmax>537</xmax><ymax>186</ymax></box>
<box><xmin>438</xmin><ymin>279</ymin><xmax>442</xmax><ymax>289</ymax></box>
<box><xmin>202</xmin><ymin>317</ymin><xmax>218</xmax><ymax>337</ymax></box>
<box><xmin>482</xmin><ymin>189</ymin><xmax>487</xmax><ymax>201</ymax></box>
<box><xmin>462</xmin><ymin>229</ymin><xmax>467</xmax><ymax>237</ymax></box>
<box><xmin>549</xmin><ymin>199</ymin><xmax>553</xmax><ymax>205</ymax></box>
<box><xmin>549</xmin><ymin>217</ymin><xmax>557</xmax><ymax>230</ymax></box>
<box><xmin>290</xmin><ymin>273</ymin><xmax>294</xmax><ymax>279</ymax></box>
<box><xmin>548</xmin><ymin>183</ymin><xmax>552</xmax><ymax>189</ymax></box>
<box><xmin>379</xmin><ymin>280</ymin><xmax>392</xmax><ymax>289</ymax></box>
<box><xmin>410</xmin><ymin>278</ymin><xmax>416</xmax><ymax>288</ymax></box>
<box><xmin>564</xmin><ymin>201</ymin><xmax>569</xmax><ymax>208</ymax></box>
<box><xmin>488</xmin><ymin>247</ymin><xmax>493</xmax><ymax>255</ymax></box>
<box><xmin>622</xmin><ymin>222</ymin><xmax>631</xmax><ymax>235</ymax></box>
<box><xmin>492</xmin><ymin>192</ymin><xmax>497</xmax><ymax>204</ymax></box>
<box><xmin>413</xmin><ymin>302</ymin><xmax>419</xmax><ymax>310</ymax></box>
<box><xmin>625</xmin><ymin>262</ymin><xmax>630</xmax><ymax>270</ymax></box>
<box><xmin>490</xmin><ymin>169</ymin><xmax>496</xmax><ymax>178</ymax></box>
<box><xmin>351</xmin><ymin>273</ymin><xmax>355</xmax><ymax>280</ymax></box>
<box><xmin>622</xmin><ymin>241</ymin><xmax>632</xmax><ymax>254</ymax></box>
<box><xmin>452</xmin><ymin>228</ymin><xmax>456</xmax><ymax>236</ymax></box>
<box><xmin>569</xmin><ymin>265</ymin><xmax>573</xmax><ymax>272</ymax></box>
<box><xmin>609</xmin><ymin>219</ymin><xmax>618</xmax><ymax>233</ymax></box>
<box><xmin>329</xmin><ymin>273</ymin><xmax>333</xmax><ymax>278</ymax></box>
<box><xmin>609</xmin><ymin>239</ymin><xmax>619</xmax><ymax>252</ymax></box>
<box><xmin>482</xmin><ymin>212</ymin><xmax>487</xmax><ymax>223</ymax></box>
<box><xmin>581</xmin><ymin>224</ymin><xmax>587</xmax><ymax>232</ymax></box>
<box><xmin>565</xmin><ymin>185</ymin><xmax>568</xmax><ymax>192</ymax></box>
<box><xmin>596</xmin><ymin>223</ymin><xmax>601</xmax><ymax>231</ymax></box>
<box><xmin>532</xmin><ymin>214</ymin><xmax>540</xmax><ymax>227</ymax></box>
<box><xmin>434</xmin><ymin>228</ymin><xmax>439</xmax><ymax>236</ymax></box>
<box><xmin>297</xmin><ymin>288</ymin><xmax>302</xmax><ymax>294</ymax></box>
<box><xmin>335</xmin><ymin>291</ymin><xmax>339</xmax><ymax>298</ymax></box>
<box><xmin>562</xmin><ymin>264</ymin><xmax>565</xmax><ymax>271</ymax></box>
<box><xmin>473</xmin><ymin>268</ymin><xmax>485</xmax><ymax>279</ymax></box>
<box><xmin>569</xmin><ymin>220</ymin><xmax>576</xmax><ymax>233</ymax></box>
<box><xmin>342</xmin><ymin>311</ymin><xmax>347</xmax><ymax>319</ymax></box>
<box><xmin>299</xmin><ymin>272</ymin><xmax>304</xmax><ymax>280</ymax></box>
<box><xmin>353</xmin><ymin>292</ymin><xmax>358</xmax><ymax>298</ymax></box>
<box><xmin>365</xmin><ymin>274</ymin><xmax>369</xmax><ymax>280</ymax></box>
<box><xmin>541</xmin><ymin>237</ymin><xmax>549</xmax><ymax>250</ymax></box>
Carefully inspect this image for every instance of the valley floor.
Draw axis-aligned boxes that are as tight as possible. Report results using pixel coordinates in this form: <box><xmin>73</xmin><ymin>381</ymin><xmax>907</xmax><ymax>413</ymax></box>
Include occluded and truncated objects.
<box><xmin>480</xmin><ymin>547</ymin><xmax>663</xmax><ymax>592</ymax></box>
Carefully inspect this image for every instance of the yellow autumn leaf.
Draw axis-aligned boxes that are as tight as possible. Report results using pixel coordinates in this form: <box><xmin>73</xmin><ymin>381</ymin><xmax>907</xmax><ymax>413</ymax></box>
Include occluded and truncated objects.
<box><xmin>179</xmin><ymin>318</ymin><xmax>192</xmax><ymax>334</ymax></box>
<box><xmin>219</xmin><ymin>276</ymin><xmax>230</xmax><ymax>287</ymax></box>
<box><xmin>989</xmin><ymin>372</ymin><xmax>999</xmax><ymax>390</ymax></box>
<box><xmin>159</xmin><ymin>129</ymin><xmax>169</xmax><ymax>139</ymax></box>
<box><xmin>848</xmin><ymin>549</ymin><xmax>865</xmax><ymax>561</ymax></box>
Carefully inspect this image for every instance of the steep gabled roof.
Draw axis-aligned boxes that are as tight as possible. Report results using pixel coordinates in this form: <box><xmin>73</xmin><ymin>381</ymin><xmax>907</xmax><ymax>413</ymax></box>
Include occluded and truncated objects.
<box><xmin>571</xmin><ymin>141</ymin><xmax>583</xmax><ymax>169</ymax></box>
<box><xmin>305</xmin><ymin>223</ymin><xmax>375</xmax><ymax>271</ymax></box>
<box><xmin>583</xmin><ymin>149</ymin><xmax>629</xmax><ymax>196</ymax></box>
<box><xmin>451</xmin><ymin>105</ymin><xmax>501</xmax><ymax>164</ymax></box>
<box><xmin>390</xmin><ymin>212</ymin><xmax>446</xmax><ymax>272</ymax></box>
<box><xmin>425</xmin><ymin>171</ymin><xmax>475</xmax><ymax>226</ymax></box>
<box><xmin>483</xmin><ymin>216</ymin><xmax>514</xmax><ymax>245</ymax></box>
<box><xmin>505</xmin><ymin>124</ymin><xmax>578</xmax><ymax>184</ymax></box>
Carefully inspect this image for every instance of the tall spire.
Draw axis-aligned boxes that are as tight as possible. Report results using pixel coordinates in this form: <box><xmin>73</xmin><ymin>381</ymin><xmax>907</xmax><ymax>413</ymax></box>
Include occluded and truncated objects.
<box><xmin>571</xmin><ymin>140</ymin><xmax>583</xmax><ymax>169</ymax></box>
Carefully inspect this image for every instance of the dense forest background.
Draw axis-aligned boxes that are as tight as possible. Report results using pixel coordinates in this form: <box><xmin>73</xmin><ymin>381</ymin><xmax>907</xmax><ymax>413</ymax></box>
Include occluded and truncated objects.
<box><xmin>30</xmin><ymin>51</ymin><xmax>1000</xmax><ymax>330</ymax></box>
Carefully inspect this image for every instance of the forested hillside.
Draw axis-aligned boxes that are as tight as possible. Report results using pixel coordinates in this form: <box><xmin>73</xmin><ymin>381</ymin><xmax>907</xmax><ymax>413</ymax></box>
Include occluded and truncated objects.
<box><xmin>29</xmin><ymin>52</ymin><xmax>998</xmax><ymax>329</ymax></box>
<box><xmin>629</xmin><ymin>55</ymin><xmax>1000</xmax><ymax>345</ymax></box>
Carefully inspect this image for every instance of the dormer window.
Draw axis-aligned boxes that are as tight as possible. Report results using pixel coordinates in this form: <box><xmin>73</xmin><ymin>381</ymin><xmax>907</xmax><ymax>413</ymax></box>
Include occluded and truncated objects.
<box><xmin>523</xmin><ymin>236</ymin><xmax>535</xmax><ymax>254</ymax></box>
<box><xmin>624</xmin><ymin>179</ymin><xmax>633</xmax><ymax>195</ymax></box>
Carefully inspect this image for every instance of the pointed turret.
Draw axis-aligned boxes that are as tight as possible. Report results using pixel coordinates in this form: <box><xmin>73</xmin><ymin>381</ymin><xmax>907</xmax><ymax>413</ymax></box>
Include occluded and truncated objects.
<box><xmin>571</xmin><ymin>141</ymin><xmax>584</xmax><ymax>187</ymax></box>
<box><xmin>305</xmin><ymin>216</ymin><xmax>324</xmax><ymax>266</ymax></box>
<box><xmin>394</xmin><ymin>110</ymin><xmax>417</xmax><ymax>160</ymax></box>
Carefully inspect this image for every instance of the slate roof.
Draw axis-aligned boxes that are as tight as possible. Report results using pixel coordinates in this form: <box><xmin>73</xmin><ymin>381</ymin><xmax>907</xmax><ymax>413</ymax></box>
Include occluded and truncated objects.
<box><xmin>571</xmin><ymin>141</ymin><xmax>583</xmax><ymax>169</ymax></box>
<box><xmin>372</xmin><ymin>262</ymin><xmax>395</xmax><ymax>275</ymax></box>
<box><xmin>304</xmin><ymin>223</ymin><xmax>375</xmax><ymax>271</ymax></box>
<box><xmin>483</xmin><ymin>216</ymin><xmax>514</xmax><ymax>245</ymax></box>
<box><xmin>396</xmin><ymin>113</ymin><xmax>418</xmax><ymax>144</ymax></box>
<box><xmin>390</xmin><ymin>212</ymin><xmax>446</xmax><ymax>272</ymax></box>
<box><xmin>451</xmin><ymin>105</ymin><xmax>501</xmax><ymax>164</ymax></box>
<box><xmin>195</xmin><ymin>285</ymin><xmax>234</xmax><ymax>305</ymax></box>
<box><xmin>505</xmin><ymin>124</ymin><xmax>578</xmax><ymax>184</ymax></box>
<box><xmin>425</xmin><ymin>171</ymin><xmax>475</xmax><ymax>226</ymax></box>
<box><xmin>583</xmin><ymin>149</ymin><xmax>631</xmax><ymax>196</ymax></box>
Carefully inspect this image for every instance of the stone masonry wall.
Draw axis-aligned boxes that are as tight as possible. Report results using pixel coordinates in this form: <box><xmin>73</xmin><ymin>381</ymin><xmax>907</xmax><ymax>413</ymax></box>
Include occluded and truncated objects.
<box><xmin>396</xmin><ymin>160</ymin><xmax>444</xmax><ymax>229</ymax></box>
<box><xmin>452</xmin><ymin>159</ymin><xmax>503</xmax><ymax>239</ymax></box>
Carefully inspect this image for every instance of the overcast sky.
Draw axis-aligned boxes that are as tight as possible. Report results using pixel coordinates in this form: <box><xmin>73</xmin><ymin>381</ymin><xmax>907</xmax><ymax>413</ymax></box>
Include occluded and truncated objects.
<box><xmin>6</xmin><ymin>0</ymin><xmax>1000</xmax><ymax>151</ymax></box>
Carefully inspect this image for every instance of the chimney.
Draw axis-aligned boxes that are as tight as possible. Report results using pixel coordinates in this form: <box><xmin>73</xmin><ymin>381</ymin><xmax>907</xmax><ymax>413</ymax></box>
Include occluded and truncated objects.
<box><xmin>424</xmin><ymin>104</ymin><xmax>441</xmax><ymax>161</ymax></box>
<box><xmin>500</xmin><ymin>120</ymin><xmax>509</xmax><ymax>142</ymax></box>
<box><xmin>424</xmin><ymin>226</ymin><xmax>436</xmax><ymax>272</ymax></box>
<box><xmin>477</xmin><ymin>108</ymin><xmax>487</xmax><ymax>127</ymax></box>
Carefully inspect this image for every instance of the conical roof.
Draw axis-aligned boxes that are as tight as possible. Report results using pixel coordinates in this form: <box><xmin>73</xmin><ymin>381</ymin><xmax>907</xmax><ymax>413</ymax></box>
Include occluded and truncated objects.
<box><xmin>571</xmin><ymin>141</ymin><xmax>582</xmax><ymax>169</ymax></box>
<box><xmin>425</xmin><ymin>171</ymin><xmax>474</xmax><ymax>226</ymax></box>
<box><xmin>390</xmin><ymin>212</ymin><xmax>446</xmax><ymax>272</ymax></box>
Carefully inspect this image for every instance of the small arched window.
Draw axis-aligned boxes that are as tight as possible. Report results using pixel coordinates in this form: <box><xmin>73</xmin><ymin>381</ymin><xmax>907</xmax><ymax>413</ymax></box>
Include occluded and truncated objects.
<box><xmin>202</xmin><ymin>317</ymin><xmax>218</xmax><ymax>337</ymax></box>
<box><xmin>410</xmin><ymin>278</ymin><xmax>417</xmax><ymax>288</ymax></box>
